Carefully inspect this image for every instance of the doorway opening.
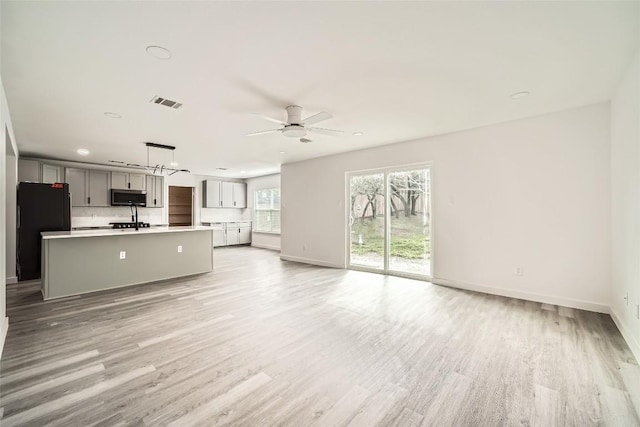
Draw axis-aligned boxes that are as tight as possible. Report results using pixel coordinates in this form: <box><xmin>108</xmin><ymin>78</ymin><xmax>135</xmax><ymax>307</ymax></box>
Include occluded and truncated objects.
<box><xmin>348</xmin><ymin>165</ymin><xmax>431</xmax><ymax>279</ymax></box>
<box><xmin>168</xmin><ymin>186</ymin><xmax>193</xmax><ymax>226</ymax></box>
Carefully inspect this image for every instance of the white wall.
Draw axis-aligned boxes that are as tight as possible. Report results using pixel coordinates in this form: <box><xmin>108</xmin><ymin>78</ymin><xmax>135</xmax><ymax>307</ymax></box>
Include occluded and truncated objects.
<box><xmin>282</xmin><ymin>103</ymin><xmax>611</xmax><ymax>312</ymax></box>
<box><xmin>611</xmin><ymin>51</ymin><xmax>640</xmax><ymax>361</ymax></box>
<box><xmin>246</xmin><ymin>174</ymin><xmax>281</xmax><ymax>251</ymax></box>
<box><xmin>1</xmin><ymin>74</ymin><xmax>19</xmax><ymax>357</ymax></box>
<box><xmin>5</xmin><ymin>136</ymin><xmax>17</xmax><ymax>283</ymax></box>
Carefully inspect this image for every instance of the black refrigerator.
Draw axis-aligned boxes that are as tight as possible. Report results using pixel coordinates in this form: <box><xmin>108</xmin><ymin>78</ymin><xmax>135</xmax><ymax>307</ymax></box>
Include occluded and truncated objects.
<box><xmin>17</xmin><ymin>182</ymin><xmax>71</xmax><ymax>281</ymax></box>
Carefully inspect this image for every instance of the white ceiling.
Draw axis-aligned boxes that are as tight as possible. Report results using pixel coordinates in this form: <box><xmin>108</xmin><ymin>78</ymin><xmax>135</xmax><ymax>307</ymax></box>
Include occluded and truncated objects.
<box><xmin>1</xmin><ymin>1</ymin><xmax>638</xmax><ymax>178</ymax></box>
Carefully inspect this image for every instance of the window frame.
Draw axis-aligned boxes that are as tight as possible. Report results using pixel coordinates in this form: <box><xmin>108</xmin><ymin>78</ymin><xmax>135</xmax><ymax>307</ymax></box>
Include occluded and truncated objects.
<box><xmin>253</xmin><ymin>187</ymin><xmax>281</xmax><ymax>235</ymax></box>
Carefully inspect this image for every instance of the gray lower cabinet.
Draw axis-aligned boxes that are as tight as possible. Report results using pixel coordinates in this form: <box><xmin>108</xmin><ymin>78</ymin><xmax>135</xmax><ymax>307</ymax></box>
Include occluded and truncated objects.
<box><xmin>225</xmin><ymin>222</ymin><xmax>252</xmax><ymax>246</ymax></box>
<box><xmin>145</xmin><ymin>175</ymin><xmax>164</xmax><ymax>207</ymax></box>
<box><xmin>239</xmin><ymin>227</ymin><xmax>251</xmax><ymax>244</ymax></box>
<box><xmin>213</xmin><ymin>229</ymin><xmax>226</xmax><ymax>247</ymax></box>
<box><xmin>66</xmin><ymin>168</ymin><xmax>109</xmax><ymax>207</ymax></box>
<box><xmin>226</xmin><ymin>227</ymin><xmax>240</xmax><ymax>245</ymax></box>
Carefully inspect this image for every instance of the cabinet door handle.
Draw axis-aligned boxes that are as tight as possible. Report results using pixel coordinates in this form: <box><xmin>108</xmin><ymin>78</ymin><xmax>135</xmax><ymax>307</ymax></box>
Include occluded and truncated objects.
<box><xmin>87</xmin><ymin>196</ymin><xmax>91</xmax><ymax>205</ymax></box>
<box><xmin>234</xmin><ymin>201</ymin><xmax>236</xmax><ymax>206</ymax></box>
<box><xmin>128</xmin><ymin>182</ymin><xmax>131</xmax><ymax>189</ymax></box>
<box><xmin>154</xmin><ymin>198</ymin><xmax>157</xmax><ymax>205</ymax></box>
<box><xmin>220</xmin><ymin>200</ymin><xmax>222</xmax><ymax>206</ymax></box>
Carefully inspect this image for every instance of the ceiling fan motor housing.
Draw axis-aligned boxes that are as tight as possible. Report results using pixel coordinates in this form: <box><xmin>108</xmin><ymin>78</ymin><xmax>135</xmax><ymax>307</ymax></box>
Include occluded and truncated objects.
<box><xmin>286</xmin><ymin>105</ymin><xmax>303</xmax><ymax>124</ymax></box>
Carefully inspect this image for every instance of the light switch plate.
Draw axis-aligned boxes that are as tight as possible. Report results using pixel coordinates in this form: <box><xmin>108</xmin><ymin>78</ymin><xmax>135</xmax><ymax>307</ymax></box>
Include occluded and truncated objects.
<box><xmin>119</xmin><ymin>251</ymin><xmax>126</xmax><ymax>260</ymax></box>
<box><xmin>178</xmin><ymin>245</ymin><xmax>183</xmax><ymax>253</ymax></box>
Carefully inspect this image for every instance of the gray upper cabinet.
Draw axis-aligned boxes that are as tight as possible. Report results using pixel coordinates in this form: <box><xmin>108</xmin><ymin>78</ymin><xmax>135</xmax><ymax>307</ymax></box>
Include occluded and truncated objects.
<box><xmin>145</xmin><ymin>175</ymin><xmax>164</xmax><ymax>207</ymax></box>
<box><xmin>41</xmin><ymin>164</ymin><xmax>62</xmax><ymax>184</ymax></box>
<box><xmin>232</xmin><ymin>182</ymin><xmax>247</xmax><ymax>208</ymax></box>
<box><xmin>18</xmin><ymin>159</ymin><xmax>41</xmax><ymax>182</ymax></box>
<box><xmin>66</xmin><ymin>168</ymin><xmax>88</xmax><ymax>207</ymax></box>
<box><xmin>88</xmin><ymin>171</ymin><xmax>109</xmax><ymax>206</ymax></box>
<box><xmin>66</xmin><ymin>168</ymin><xmax>109</xmax><ymax>207</ymax></box>
<box><xmin>203</xmin><ymin>180</ymin><xmax>222</xmax><ymax>208</ymax></box>
<box><xmin>203</xmin><ymin>180</ymin><xmax>246</xmax><ymax>208</ymax></box>
<box><xmin>18</xmin><ymin>159</ymin><xmax>62</xmax><ymax>183</ymax></box>
<box><xmin>221</xmin><ymin>182</ymin><xmax>234</xmax><ymax>208</ymax></box>
<box><xmin>111</xmin><ymin>172</ymin><xmax>146</xmax><ymax>190</ymax></box>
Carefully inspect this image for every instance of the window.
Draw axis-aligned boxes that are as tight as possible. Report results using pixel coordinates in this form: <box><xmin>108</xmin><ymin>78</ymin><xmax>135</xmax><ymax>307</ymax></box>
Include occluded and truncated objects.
<box><xmin>254</xmin><ymin>188</ymin><xmax>281</xmax><ymax>234</ymax></box>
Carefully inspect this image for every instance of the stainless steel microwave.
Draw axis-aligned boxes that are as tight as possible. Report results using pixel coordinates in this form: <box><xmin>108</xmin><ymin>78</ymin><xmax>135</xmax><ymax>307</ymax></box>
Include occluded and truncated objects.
<box><xmin>110</xmin><ymin>189</ymin><xmax>147</xmax><ymax>206</ymax></box>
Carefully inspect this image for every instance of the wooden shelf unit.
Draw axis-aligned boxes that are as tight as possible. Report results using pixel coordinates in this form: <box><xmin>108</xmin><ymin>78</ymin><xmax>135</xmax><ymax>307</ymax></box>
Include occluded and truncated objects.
<box><xmin>168</xmin><ymin>186</ymin><xmax>193</xmax><ymax>226</ymax></box>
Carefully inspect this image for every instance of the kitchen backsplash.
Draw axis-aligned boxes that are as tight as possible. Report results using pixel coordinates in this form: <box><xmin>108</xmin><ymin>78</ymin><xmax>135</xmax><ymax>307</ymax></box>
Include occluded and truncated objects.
<box><xmin>200</xmin><ymin>207</ymin><xmax>251</xmax><ymax>223</ymax></box>
<box><xmin>72</xmin><ymin>207</ymin><xmax>164</xmax><ymax>227</ymax></box>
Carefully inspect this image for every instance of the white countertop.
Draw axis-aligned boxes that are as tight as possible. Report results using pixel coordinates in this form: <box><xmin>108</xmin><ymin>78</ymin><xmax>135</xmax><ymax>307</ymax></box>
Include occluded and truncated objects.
<box><xmin>201</xmin><ymin>221</ymin><xmax>251</xmax><ymax>225</ymax></box>
<box><xmin>42</xmin><ymin>226</ymin><xmax>213</xmax><ymax>240</ymax></box>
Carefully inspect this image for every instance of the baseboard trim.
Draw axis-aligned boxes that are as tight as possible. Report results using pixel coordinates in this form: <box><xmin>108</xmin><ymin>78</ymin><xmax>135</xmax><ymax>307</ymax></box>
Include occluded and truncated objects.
<box><xmin>0</xmin><ymin>317</ymin><xmax>9</xmax><ymax>360</ymax></box>
<box><xmin>6</xmin><ymin>276</ymin><xmax>18</xmax><ymax>285</ymax></box>
<box><xmin>610</xmin><ymin>307</ymin><xmax>640</xmax><ymax>364</ymax></box>
<box><xmin>431</xmin><ymin>277</ymin><xmax>609</xmax><ymax>314</ymax></box>
<box><xmin>280</xmin><ymin>254</ymin><xmax>344</xmax><ymax>269</ymax></box>
<box><xmin>251</xmin><ymin>243</ymin><xmax>281</xmax><ymax>251</ymax></box>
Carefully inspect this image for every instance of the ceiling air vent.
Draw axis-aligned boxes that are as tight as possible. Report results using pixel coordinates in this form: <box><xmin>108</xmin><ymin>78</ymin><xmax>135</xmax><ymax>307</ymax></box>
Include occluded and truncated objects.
<box><xmin>150</xmin><ymin>96</ymin><xmax>183</xmax><ymax>109</ymax></box>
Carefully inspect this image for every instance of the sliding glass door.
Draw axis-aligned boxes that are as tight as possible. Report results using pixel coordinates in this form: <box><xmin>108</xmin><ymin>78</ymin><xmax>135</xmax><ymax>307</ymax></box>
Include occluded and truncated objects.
<box><xmin>349</xmin><ymin>172</ymin><xmax>385</xmax><ymax>270</ymax></box>
<box><xmin>348</xmin><ymin>165</ymin><xmax>431</xmax><ymax>278</ymax></box>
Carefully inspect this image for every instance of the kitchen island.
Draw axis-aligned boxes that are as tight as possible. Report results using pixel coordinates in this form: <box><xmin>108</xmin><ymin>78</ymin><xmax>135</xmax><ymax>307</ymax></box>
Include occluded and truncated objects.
<box><xmin>41</xmin><ymin>226</ymin><xmax>213</xmax><ymax>300</ymax></box>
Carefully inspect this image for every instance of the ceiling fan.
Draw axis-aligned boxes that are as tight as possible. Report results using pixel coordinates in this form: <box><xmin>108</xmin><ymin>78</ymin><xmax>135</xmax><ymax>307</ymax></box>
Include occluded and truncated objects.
<box><xmin>247</xmin><ymin>105</ymin><xmax>344</xmax><ymax>139</ymax></box>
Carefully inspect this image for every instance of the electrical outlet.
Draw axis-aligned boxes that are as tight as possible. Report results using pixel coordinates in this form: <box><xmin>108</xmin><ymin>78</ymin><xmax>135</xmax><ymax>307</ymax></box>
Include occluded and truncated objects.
<box><xmin>119</xmin><ymin>251</ymin><xmax>126</xmax><ymax>260</ymax></box>
<box><xmin>515</xmin><ymin>267</ymin><xmax>523</xmax><ymax>276</ymax></box>
<box><xmin>178</xmin><ymin>245</ymin><xmax>183</xmax><ymax>253</ymax></box>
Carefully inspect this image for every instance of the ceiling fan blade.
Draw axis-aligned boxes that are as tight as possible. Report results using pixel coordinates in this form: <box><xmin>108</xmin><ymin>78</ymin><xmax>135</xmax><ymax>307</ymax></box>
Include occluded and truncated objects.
<box><xmin>246</xmin><ymin>129</ymin><xmax>282</xmax><ymax>136</ymax></box>
<box><xmin>302</xmin><ymin>111</ymin><xmax>332</xmax><ymax>126</ymax></box>
<box><xmin>253</xmin><ymin>113</ymin><xmax>286</xmax><ymax>125</ymax></box>
<box><xmin>307</xmin><ymin>127</ymin><xmax>344</xmax><ymax>136</ymax></box>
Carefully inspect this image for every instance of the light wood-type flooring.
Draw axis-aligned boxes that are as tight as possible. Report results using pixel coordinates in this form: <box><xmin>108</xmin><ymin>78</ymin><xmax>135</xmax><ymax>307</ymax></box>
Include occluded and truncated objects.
<box><xmin>1</xmin><ymin>247</ymin><xmax>639</xmax><ymax>426</ymax></box>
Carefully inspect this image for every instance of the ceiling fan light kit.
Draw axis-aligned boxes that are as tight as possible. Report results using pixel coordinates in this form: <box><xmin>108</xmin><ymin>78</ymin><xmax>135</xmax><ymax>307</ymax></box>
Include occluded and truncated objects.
<box><xmin>248</xmin><ymin>105</ymin><xmax>344</xmax><ymax>140</ymax></box>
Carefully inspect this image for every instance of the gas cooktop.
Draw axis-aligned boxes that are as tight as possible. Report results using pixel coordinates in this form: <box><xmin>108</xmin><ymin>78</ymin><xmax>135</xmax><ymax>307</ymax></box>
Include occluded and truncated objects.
<box><xmin>110</xmin><ymin>222</ymin><xmax>151</xmax><ymax>229</ymax></box>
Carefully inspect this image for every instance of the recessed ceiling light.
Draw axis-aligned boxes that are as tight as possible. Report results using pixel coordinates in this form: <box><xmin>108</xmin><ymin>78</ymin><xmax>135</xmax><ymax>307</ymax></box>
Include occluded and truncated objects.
<box><xmin>353</xmin><ymin>132</ymin><xmax>364</xmax><ymax>136</ymax></box>
<box><xmin>104</xmin><ymin>112</ymin><xmax>122</xmax><ymax>119</ymax></box>
<box><xmin>170</xmin><ymin>161</ymin><xmax>179</xmax><ymax>167</ymax></box>
<box><xmin>510</xmin><ymin>91</ymin><xmax>530</xmax><ymax>99</ymax></box>
<box><xmin>77</xmin><ymin>149</ymin><xmax>90</xmax><ymax>156</ymax></box>
<box><xmin>146</xmin><ymin>45</ymin><xmax>172</xmax><ymax>60</ymax></box>
<box><xmin>279</xmin><ymin>151</ymin><xmax>286</xmax><ymax>154</ymax></box>
<box><xmin>240</xmin><ymin>170</ymin><xmax>247</xmax><ymax>174</ymax></box>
